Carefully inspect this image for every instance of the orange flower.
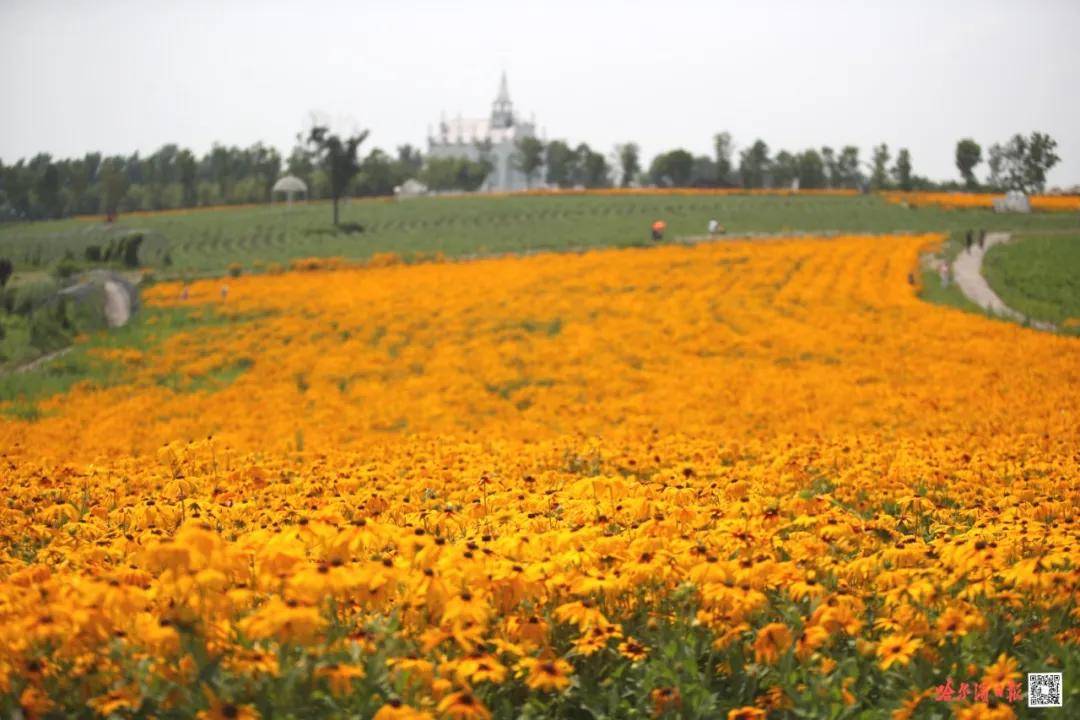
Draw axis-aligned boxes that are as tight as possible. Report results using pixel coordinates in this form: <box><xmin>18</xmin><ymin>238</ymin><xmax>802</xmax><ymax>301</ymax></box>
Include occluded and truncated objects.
<box><xmin>752</xmin><ymin>623</ymin><xmax>793</xmax><ymax>665</ymax></box>
<box><xmin>650</xmin><ymin>686</ymin><xmax>682</xmax><ymax>717</ymax></box>
<box><xmin>314</xmin><ymin>663</ymin><xmax>366</xmax><ymax>698</ymax></box>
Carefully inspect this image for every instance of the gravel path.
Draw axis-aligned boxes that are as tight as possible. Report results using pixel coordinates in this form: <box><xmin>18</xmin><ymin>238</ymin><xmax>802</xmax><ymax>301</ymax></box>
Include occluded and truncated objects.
<box><xmin>952</xmin><ymin>232</ymin><xmax>1056</xmax><ymax>331</ymax></box>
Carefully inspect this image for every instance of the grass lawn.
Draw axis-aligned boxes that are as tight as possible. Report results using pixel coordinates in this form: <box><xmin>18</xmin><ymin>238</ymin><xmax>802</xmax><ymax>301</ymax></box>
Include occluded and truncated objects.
<box><xmin>2</xmin><ymin>193</ymin><xmax>1078</xmax><ymax>277</ymax></box>
<box><xmin>0</xmin><ymin>304</ymin><xmax>258</xmax><ymax>418</ymax></box>
<box><xmin>982</xmin><ymin>233</ymin><xmax>1080</xmax><ymax>331</ymax></box>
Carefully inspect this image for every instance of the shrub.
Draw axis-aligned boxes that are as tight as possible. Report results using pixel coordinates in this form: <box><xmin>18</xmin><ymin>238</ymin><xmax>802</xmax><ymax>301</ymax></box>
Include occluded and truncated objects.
<box><xmin>122</xmin><ymin>234</ymin><xmax>143</xmax><ymax>268</ymax></box>
<box><xmin>53</xmin><ymin>257</ymin><xmax>81</xmax><ymax>279</ymax></box>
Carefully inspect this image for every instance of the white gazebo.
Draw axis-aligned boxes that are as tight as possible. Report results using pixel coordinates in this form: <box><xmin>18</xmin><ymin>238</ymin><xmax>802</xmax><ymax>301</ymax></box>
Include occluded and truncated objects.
<box><xmin>272</xmin><ymin>175</ymin><xmax>308</xmax><ymax>207</ymax></box>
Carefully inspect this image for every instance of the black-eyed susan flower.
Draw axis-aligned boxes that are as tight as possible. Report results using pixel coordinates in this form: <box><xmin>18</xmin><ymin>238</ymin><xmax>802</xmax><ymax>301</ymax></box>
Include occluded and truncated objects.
<box><xmin>876</xmin><ymin>633</ymin><xmax>923</xmax><ymax>670</ymax></box>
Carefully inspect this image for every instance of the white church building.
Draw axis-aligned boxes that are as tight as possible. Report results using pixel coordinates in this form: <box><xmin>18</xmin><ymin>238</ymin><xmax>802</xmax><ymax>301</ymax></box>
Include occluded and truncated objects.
<box><xmin>427</xmin><ymin>74</ymin><xmax>543</xmax><ymax>192</ymax></box>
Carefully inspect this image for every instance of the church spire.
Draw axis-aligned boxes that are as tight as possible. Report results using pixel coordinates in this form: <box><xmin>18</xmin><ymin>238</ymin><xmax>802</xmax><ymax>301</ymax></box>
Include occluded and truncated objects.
<box><xmin>496</xmin><ymin>71</ymin><xmax>511</xmax><ymax>104</ymax></box>
<box><xmin>491</xmin><ymin>71</ymin><xmax>514</xmax><ymax>129</ymax></box>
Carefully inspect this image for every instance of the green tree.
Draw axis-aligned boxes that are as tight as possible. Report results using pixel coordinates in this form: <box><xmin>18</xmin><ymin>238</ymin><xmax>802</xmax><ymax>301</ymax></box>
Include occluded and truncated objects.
<box><xmin>1021</xmin><ymin>132</ymin><xmax>1059</xmax><ymax>193</ymax></box>
<box><xmin>690</xmin><ymin>155</ymin><xmax>717</xmax><ymax>187</ymax></box>
<box><xmin>892</xmin><ymin>148</ymin><xmax>913</xmax><ymax>191</ymax></box>
<box><xmin>771</xmin><ymin>151</ymin><xmax>797</xmax><ymax>188</ymax></box>
<box><xmin>286</xmin><ymin>145</ymin><xmax>316</xmax><ymax>195</ymax></box>
<box><xmin>100</xmin><ymin>158</ymin><xmax>129</xmax><ymax>218</ymax></box>
<box><xmin>575</xmin><ymin>144</ymin><xmax>610</xmax><ymax>188</ymax></box>
<box><xmin>306</xmin><ymin>125</ymin><xmax>369</xmax><ymax>225</ymax></box>
<box><xmin>987</xmin><ymin>143</ymin><xmax>1006</xmax><ymax>189</ymax></box>
<box><xmin>955</xmin><ymin>139</ymin><xmax>982</xmax><ymax>189</ymax></box>
<box><xmin>797</xmin><ymin>149</ymin><xmax>826</xmax><ymax>189</ymax></box>
<box><xmin>650</xmin><ymin>149</ymin><xmax>694</xmax><ymax>187</ymax></box>
<box><xmin>420</xmin><ymin>157</ymin><xmax>492</xmax><ymax>192</ymax></box>
<box><xmin>177</xmin><ymin>149</ymin><xmax>198</xmax><ymax>207</ymax></box>
<box><xmin>617</xmin><ymin>143</ymin><xmax>640</xmax><ymax>188</ymax></box>
<box><xmin>545</xmin><ymin>140</ymin><xmax>575</xmax><ymax>188</ymax></box>
<box><xmin>836</xmin><ymin>146</ymin><xmax>861</xmax><ymax>189</ymax></box>
<box><xmin>395</xmin><ymin>145</ymin><xmax>423</xmax><ymax>178</ymax></box>
<box><xmin>353</xmin><ymin>149</ymin><xmax>397</xmax><ymax>196</ymax></box>
<box><xmin>249</xmin><ymin>143</ymin><xmax>282</xmax><ymax>200</ymax></box>
<box><xmin>738</xmin><ymin>140</ymin><xmax>770</xmax><ymax>189</ymax></box>
<box><xmin>208</xmin><ymin>144</ymin><xmax>234</xmax><ymax>200</ymax></box>
<box><xmin>821</xmin><ymin>147</ymin><xmax>838</xmax><ymax>188</ymax></box>
<box><xmin>514</xmin><ymin>137</ymin><xmax>545</xmax><ymax>188</ymax></box>
<box><xmin>870</xmin><ymin>143</ymin><xmax>891</xmax><ymax>190</ymax></box>
<box><xmin>30</xmin><ymin>155</ymin><xmax>62</xmax><ymax>219</ymax></box>
<box><xmin>714</xmin><ymin>132</ymin><xmax>734</xmax><ymax>185</ymax></box>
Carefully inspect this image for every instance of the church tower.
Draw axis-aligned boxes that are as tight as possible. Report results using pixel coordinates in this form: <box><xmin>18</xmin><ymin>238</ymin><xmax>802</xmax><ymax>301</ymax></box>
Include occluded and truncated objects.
<box><xmin>490</xmin><ymin>71</ymin><xmax>514</xmax><ymax>129</ymax></box>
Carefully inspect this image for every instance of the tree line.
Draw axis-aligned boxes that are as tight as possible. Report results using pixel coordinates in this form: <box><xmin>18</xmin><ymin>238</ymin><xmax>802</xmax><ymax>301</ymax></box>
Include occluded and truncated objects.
<box><xmin>631</xmin><ymin>131</ymin><xmax>1058</xmax><ymax>194</ymax></box>
<box><xmin>0</xmin><ymin>128</ymin><xmax>1061</xmax><ymax>223</ymax></box>
<box><xmin>0</xmin><ymin>138</ymin><xmax>427</xmax><ymax>223</ymax></box>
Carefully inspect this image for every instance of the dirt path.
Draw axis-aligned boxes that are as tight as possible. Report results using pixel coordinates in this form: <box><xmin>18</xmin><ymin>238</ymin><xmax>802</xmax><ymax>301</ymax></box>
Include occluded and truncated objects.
<box><xmin>6</xmin><ymin>347</ymin><xmax>73</xmax><ymax>375</ymax></box>
<box><xmin>952</xmin><ymin>232</ymin><xmax>1056</xmax><ymax>331</ymax></box>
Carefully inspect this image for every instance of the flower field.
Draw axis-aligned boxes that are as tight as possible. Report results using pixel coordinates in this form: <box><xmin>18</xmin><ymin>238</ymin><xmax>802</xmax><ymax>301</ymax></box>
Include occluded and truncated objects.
<box><xmin>1</xmin><ymin>234</ymin><xmax>1077</xmax><ymax>719</ymax></box>
<box><xmin>882</xmin><ymin>192</ymin><xmax>1080</xmax><ymax>213</ymax></box>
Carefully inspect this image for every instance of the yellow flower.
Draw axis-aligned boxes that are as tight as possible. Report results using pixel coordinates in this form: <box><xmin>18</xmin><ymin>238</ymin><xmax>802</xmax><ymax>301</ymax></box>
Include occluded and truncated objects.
<box><xmin>727</xmin><ymin>707</ymin><xmax>766</xmax><ymax>720</ymax></box>
<box><xmin>954</xmin><ymin>703</ymin><xmax>1018</xmax><ymax>720</ymax></box>
<box><xmin>752</xmin><ymin>623</ymin><xmax>793</xmax><ymax>665</ymax></box>
<box><xmin>573</xmin><ymin>623</ymin><xmax>622</xmax><ymax>656</ymax></box>
<box><xmin>372</xmin><ymin>699</ymin><xmax>434</xmax><ymax>720</ymax></box>
<box><xmin>795</xmin><ymin>624</ymin><xmax>830</xmax><ymax>660</ymax></box>
<box><xmin>617</xmin><ymin>637</ymin><xmax>649</xmax><ymax>662</ymax></box>
<box><xmin>553</xmin><ymin>599</ymin><xmax>608</xmax><ymax>630</ymax></box>
<box><xmin>88</xmin><ymin>685</ymin><xmax>142</xmax><ymax>716</ymax></box>
<box><xmin>314</xmin><ymin>663</ymin><xmax>366</xmax><ymax>698</ymax></box>
<box><xmin>435</xmin><ymin>691</ymin><xmax>491</xmax><ymax>720</ymax></box>
<box><xmin>196</xmin><ymin>686</ymin><xmax>260</xmax><ymax>720</ymax></box>
<box><xmin>876</xmin><ymin>633</ymin><xmax>923</xmax><ymax>670</ymax></box>
<box><xmin>518</xmin><ymin>657</ymin><xmax>574</xmax><ymax>692</ymax></box>
<box><xmin>650</xmin><ymin>686</ymin><xmax>681</xmax><ymax>717</ymax></box>
<box><xmin>981</xmin><ymin>653</ymin><xmax>1021</xmax><ymax>693</ymax></box>
<box><xmin>451</xmin><ymin>653</ymin><xmax>508</xmax><ymax>686</ymax></box>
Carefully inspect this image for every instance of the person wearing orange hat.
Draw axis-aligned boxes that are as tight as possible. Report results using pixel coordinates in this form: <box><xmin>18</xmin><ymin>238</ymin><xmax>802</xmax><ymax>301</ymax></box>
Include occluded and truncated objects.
<box><xmin>651</xmin><ymin>220</ymin><xmax>666</xmax><ymax>242</ymax></box>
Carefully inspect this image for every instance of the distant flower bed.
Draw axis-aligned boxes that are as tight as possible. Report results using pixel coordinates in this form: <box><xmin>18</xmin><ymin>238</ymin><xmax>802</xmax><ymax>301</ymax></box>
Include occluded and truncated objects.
<box><xmin>882</xmin><ymin>191</ymin><xmax>1080</xmax><ymax>212</ymax></box>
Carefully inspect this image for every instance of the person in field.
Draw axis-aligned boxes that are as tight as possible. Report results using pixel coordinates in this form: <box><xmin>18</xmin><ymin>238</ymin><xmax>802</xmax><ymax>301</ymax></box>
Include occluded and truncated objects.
<box><xmin>651</xmin><ymin>220</ymin><xmax>666</xmax><ymax>242</ymax></box>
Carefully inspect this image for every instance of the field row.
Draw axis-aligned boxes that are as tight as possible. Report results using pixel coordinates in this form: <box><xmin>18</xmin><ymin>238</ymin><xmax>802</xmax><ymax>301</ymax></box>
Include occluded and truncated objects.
<box><xmin>3</xmin><ymin>194</ymin><xmax>1079</xmax><ymax>275</ymax></box>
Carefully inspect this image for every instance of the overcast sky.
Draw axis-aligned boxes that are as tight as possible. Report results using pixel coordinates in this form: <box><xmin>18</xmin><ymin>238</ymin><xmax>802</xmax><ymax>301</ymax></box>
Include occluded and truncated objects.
<box><xmin>3</xmin><ymin>0</ymin><xmax>1079</xmax><ymax>186</ymax></box>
